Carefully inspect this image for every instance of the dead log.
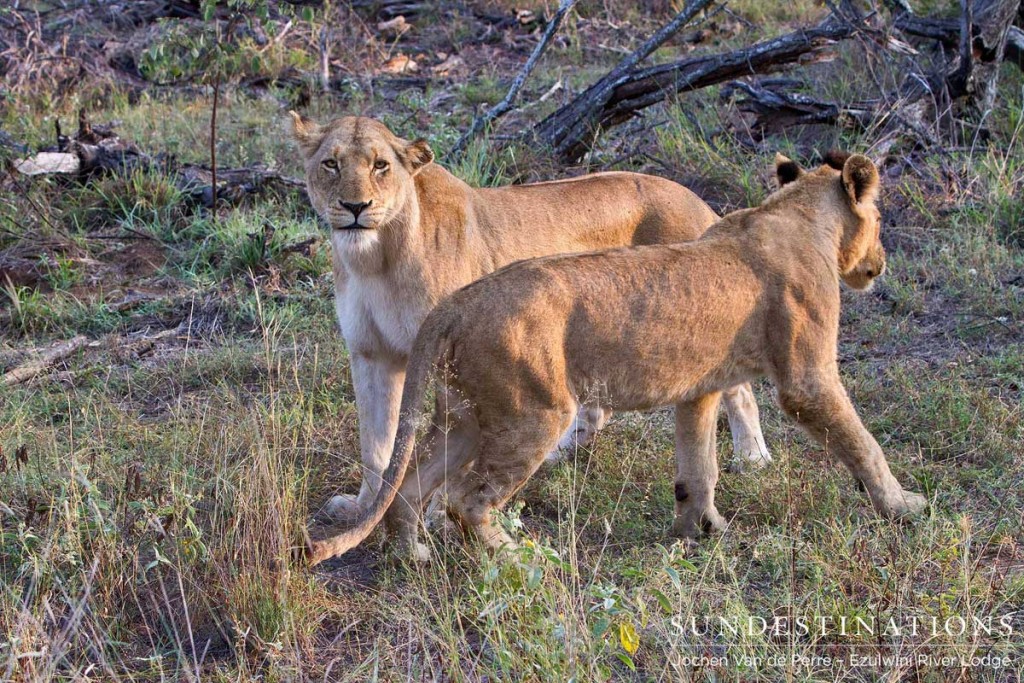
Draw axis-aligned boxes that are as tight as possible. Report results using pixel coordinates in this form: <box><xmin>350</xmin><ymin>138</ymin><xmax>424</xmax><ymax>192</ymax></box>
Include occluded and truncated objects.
<box><xmin>960</xmin><ymin>0</ymin><xmax>1022</xmax><ymax>117</ymax></box>
<box><xmin>879</xmin><ymin>0</ymin><xmax>1020</xmax><ymax>140</ymax></box>
<box><xmin>892</xmin><ymin>1</ymin><xmax>1024</xmax><ymax>73</ymax></box>
<box><xmin>536</xmin><ymin>12</ymin><xmax>858</xmax><ymax>162</ymax></box>
<box><xmin>1</xmin><ymin>335</ymin><xmax>91</xmax><ymax>386</ymax></box>
<box><xmin>721</xmin><ymin>79</ymin><xmax>875</xmax><ymax>139</ymax></box>
<box><xmin>532</xmin><ymin>0</ymin><xmax>717</xmax><ymax>162</ymax></box>
<box><xmin>1008</xmin><ymin>25</ymin><xmax>1024</xmax><ymax>68</ymax></box>
<box><xmin>12</xmin><ymin>110</ymin><xmax>305</xmax><ymax>209</ymax></box>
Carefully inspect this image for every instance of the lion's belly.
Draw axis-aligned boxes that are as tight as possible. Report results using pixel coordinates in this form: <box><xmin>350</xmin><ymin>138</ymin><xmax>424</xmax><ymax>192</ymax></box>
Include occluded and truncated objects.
<box><xmin>581</xmin><ymin>355</ymin><xmax>762</xmax><ymax>412</ymax></box>
<box><xmin>336</xmin><ymin>278</ymin><xmax>429</xmax><ymax>359</ymax></box>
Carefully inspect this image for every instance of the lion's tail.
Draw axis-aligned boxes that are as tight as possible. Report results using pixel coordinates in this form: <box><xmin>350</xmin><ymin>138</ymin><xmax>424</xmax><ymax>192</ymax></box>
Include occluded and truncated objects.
<box><xmin>305</xmin><ymin>306</ymin><xmax>455</xmax><ymax>565</ymax></box>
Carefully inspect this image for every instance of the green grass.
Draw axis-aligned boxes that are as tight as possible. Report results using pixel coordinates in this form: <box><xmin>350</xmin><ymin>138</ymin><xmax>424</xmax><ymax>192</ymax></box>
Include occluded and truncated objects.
<box><xmin>2</xmin><ymin>1</ymin><xmax>1024</xmax><ymax>680</ymax></box>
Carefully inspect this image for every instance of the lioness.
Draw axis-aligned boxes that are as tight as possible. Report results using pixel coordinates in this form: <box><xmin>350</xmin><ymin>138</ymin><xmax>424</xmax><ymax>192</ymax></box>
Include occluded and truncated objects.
<box><xmin>290</xmin><ymin>112</ymin><xmax>771</xmax><ymax>518</ymax></box>
<box><xmin>305</xmin><ymin>152</ymin><xmax>928</xmax><ymax>565</ymax></box>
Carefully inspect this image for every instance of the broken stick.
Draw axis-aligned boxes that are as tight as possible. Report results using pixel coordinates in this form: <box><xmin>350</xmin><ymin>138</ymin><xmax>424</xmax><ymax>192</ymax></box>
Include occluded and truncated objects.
<box><xmin>449</xmin><ymin>0</ymin><xmax>579</xmax><ymax>159</ymax></box>
<box><xmin>2</xmin><ymin>335</ymin><xmax>91</xmax><ymax>386</ymax></box>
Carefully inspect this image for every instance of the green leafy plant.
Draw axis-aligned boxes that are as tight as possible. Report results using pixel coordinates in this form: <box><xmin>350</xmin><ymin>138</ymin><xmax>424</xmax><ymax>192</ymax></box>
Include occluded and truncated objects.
<box><xmin>139</xmin><ymin>0</ymin><xmax>293</xmax><ymax>211</ymax></box>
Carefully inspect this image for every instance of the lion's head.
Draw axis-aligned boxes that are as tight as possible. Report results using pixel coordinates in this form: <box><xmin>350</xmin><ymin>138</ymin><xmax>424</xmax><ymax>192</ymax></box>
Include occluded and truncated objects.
<box><xmin>289</xmin><ymin>112</ymin><xmax>434</xmax><ymax>244</ymax></box>
<box><xmin>775</xmin><ymin>151</ymin><xmax>885</xmax><ymax>291</ymax></box>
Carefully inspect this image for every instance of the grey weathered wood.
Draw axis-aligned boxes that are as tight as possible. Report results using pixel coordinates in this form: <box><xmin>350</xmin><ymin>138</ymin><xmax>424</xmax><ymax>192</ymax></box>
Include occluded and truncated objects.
<box><xmin>1</xmin><ymin>336</ymin><xmax>90</xmax><ymax>386</ymax></box>
<box><xmin>535</xmin><ymin>10</ymin><xmax>856</xmax><ymax>161</ymax></box>
<box><xmin>532</xmin><ymin>0</ymin><xmax>716</xmax><ymax>162</ymax></box>
<box><xmin>722</xmin><ymin>80</ymin><xmax>874</xmax><ymax>138</ymax></box>
<box><xmin>11</xmin><ymin>110</ymin><xmax>305</xmax><ymax>208</ymax></box>
<box><xmin>450</xmin><ymin>0</ymin><xmax>578</xmax><ymax>159</ymax></box>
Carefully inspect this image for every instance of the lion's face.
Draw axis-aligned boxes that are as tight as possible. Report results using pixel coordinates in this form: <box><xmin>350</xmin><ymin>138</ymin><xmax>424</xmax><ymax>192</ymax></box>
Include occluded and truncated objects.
<box><xmin>289</xmin><ymin>113</ymin><xmax>433</xmax><ymax>240</ymax></box>
<box><xmin>840</xmin><ymin>204</ymin><xmax>885</xmax><ymax>291</ymax></box>
<box><xmin>775</xmin><ymin>151</ymin><xmax>885</xmax><ymax>291</ymax></box>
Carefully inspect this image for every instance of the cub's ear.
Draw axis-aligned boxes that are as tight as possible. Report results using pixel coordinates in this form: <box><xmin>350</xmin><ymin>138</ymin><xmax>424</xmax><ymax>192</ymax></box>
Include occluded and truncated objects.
<box><xmin>841</xmin><ymin>154</ymin><xmax>880</xmax><ymax>205</ymax></box>
<box><xmin>289</xmin><ymin>110</ymin><xmax>323</xmax><ymax>157</ymax></box>
<box><xmin>775</xmin><ymin>153</ymin><xmax>804</xmax><ymax>187</ymax></box>
<box><xmin>403</xmin><ymin>139</ymin><xmax>434</xmax><ymax>174</ymax></box>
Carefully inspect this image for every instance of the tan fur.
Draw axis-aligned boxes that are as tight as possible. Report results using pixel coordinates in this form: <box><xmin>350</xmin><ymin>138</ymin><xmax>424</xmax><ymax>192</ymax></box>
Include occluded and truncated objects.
<box><xmin>306</xmin><ymin>153</ymin><xmax>928</xmax><ymax>565</ymax></box>
<box><xmin>290</xmin><ymin>113</ymin><xmax>771</xmax><ymax>518</ymax></box>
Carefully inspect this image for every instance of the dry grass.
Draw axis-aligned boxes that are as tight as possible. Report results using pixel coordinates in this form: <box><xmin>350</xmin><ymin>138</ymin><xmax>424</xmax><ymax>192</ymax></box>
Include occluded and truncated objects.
<box><xmin>2</xmin><ymin>1</ymin><xmax>1023</xmax><ymax>681</ymax></box>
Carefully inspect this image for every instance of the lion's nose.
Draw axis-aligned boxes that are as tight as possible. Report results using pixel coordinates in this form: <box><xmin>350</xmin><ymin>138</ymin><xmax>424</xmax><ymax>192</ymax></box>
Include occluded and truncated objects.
<box><xmin>340</xmin><ymin>200</ymin><xmax>372</xmax><ymax>217</ymax></box>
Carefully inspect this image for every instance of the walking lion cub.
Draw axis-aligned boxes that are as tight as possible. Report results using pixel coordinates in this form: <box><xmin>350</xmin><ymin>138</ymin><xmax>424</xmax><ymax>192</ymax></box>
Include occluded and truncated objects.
<box><xmin>305</xmin><ymin>152</ymin><xmax>928</xmax><ymax>564</ymax></box>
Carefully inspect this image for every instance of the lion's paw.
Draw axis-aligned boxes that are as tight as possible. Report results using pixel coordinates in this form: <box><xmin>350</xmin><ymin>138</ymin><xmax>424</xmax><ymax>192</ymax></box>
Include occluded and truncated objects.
<box><xmin>727</xmin><ymin>450</ymin><xmax>773</xmax><ymax>474</ymax></box>
<box><xmin>324</xmin><ymin>494</ymin><xmax>361</xmax><ymax>520</ymax></box>
<box><xmin>407</xmin><ymin>541</ymin><xmax>431</xmax><ymax>564</ymax></box>
<box><xmin>880</xmin><ymin>490</ymin><xmax>928</xmax><ymax>520</ymax></box>
<box><xmin>670</xmin><ymin>505</ymin><xmax>727</xmax><ymax>540</ymax></box>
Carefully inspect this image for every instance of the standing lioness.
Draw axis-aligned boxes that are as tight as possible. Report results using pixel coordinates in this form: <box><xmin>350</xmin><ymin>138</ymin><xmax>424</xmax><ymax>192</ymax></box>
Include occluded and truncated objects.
<box><xmin>305</xmin><ymin>152</ymin><xmax>927</xmax><ymax>564</ymax></box>
<box><xmin>290</xmin><ymin>113</ymin><xmax>770</xmax><ymax>517</ymax></box>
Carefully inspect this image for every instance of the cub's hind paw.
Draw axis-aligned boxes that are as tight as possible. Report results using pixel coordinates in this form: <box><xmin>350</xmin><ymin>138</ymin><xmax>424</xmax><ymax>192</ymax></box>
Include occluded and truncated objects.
<box><xmin>670</xmin><ymin>505</ymin><xmax>727</xmax><ymax>540</ymax></box>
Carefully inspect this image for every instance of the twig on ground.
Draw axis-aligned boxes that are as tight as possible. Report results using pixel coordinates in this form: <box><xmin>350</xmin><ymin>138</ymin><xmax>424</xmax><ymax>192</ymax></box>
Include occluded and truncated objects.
<box><xmin>449</xmin><ymin>0</ymin><xmax>578</xmax><ymax>159</ymax></box>
<box><xmin>1</xmin><ymin>335</ymin><xmax>91</xmax><ymax>386</ymax></box>
<box><xmin>210</xmin><ymin>76</ymin><xmax>220</xmax><ymax>214</ymax></box>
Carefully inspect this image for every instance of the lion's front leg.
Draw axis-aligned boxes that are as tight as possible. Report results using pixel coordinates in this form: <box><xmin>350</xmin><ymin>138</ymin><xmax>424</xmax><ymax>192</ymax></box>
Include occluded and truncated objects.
<box><xmin>777</xmin><ymin>374</ymin><xmax>927</xmax><ymax>519</ymax></box>
<box><xmin>326</xmin><ymin>352</ymin><xmax>405</xmax><ymax>518</ymax></box>
<box><xmin>671</xmin><ymin>392</ymin><xmax>728</xmax><ymax>540</ymax></box>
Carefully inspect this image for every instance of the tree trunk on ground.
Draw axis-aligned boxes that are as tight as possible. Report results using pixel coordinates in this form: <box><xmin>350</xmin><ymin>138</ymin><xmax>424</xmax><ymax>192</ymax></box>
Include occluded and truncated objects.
<box><xmin>534</xmin><ymin>12</ymin><xmax>858</xmax><ymax>162</ymax></box>
<box><xmin>892</xmin><ymin>0</ymin><xmax>1021</xmax><ymax>116</ymax></box>
<box><xmin>532</xmin><ymin>0</ymin><xmax>715</xmax><ymax>162</ymax></box>
<box><xmin>6</xmin><ymin>111</ymin><xmax>305</xmax><ymax>208</ymax></box>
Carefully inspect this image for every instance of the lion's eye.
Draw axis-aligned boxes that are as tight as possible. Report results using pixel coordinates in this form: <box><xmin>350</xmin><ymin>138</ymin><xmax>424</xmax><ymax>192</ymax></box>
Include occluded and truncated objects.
<box><xmin>373</xmin><ymin>159</ymin><xmax>389</xmax><ymax>172</ymax></box>
<box><xmin>322</xmin><ymin>159</ymin><xmax>338</xmax><ymax>171</ymax></box>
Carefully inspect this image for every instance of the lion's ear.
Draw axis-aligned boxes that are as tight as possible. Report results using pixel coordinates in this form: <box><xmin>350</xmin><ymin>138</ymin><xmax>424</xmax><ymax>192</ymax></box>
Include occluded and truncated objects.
<box><xmin>775</xmin><ymin>153</ymin><xmax>803</xmax><ymax>187</ymax></box>
<box><xmin>404</xmin><ymin>139</ymin><xmax>434</xmax><ymax>174</ymax></box>
<box><xmin>841</xmin><ymin>154</ymin><xmax>880</xmax><ymax>206</ymax></box>
<box><xmin>289</xmin><ymin>110</ymin><xmax>323</xmax><ymax>157</ymax></box>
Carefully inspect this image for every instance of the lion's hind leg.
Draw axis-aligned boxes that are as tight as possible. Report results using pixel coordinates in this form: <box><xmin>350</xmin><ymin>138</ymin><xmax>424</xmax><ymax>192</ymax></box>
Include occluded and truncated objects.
<box><xmin>722</xmin><ymin>383</ymin><xmax>772</xmax><ymax>473</ymax></box>
<box><xmin>447</xmin><ymin>407</ymin><xmax>573</xmax><ymax>553</ymax></box>
<box><xmin>385</xmin><ymin>390</ymin><xmax>479</xmax><ymax>563</ymax></box>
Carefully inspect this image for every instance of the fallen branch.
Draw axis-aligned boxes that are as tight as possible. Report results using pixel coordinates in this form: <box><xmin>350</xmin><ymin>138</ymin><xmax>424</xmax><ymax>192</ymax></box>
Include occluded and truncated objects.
<box><xmin>1</xmin><ymin>335</ymin><xmax>90</xmax><ymax>386</ymax></box>
<box><xmin>11</xmin><ymin>110</ymin><xmax>305</xmax><ymax>208</ymax></box>
<box><xmin>721</xmin><ymin>79</ymin><xmax>875</xmax><ymax>139</ymax></box>
<box><xmin>450</xmin><ymin>0</ymin><xmax>578</xmax><ymax>159</ymax></box>
<box><xmin>533</xmin><ymin>0</ymin><xmax>717</xmax><ymax>162</ymax></box>
<box><xmin>536</xmin><ymin>9</ymin><xmax>857</xmax><ymax>161</ymax></box>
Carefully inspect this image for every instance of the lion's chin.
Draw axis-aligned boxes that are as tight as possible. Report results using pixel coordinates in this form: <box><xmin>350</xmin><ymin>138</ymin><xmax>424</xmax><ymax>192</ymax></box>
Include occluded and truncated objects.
<box><xmin>332</xmin><ymin>228</ymin><xmax>380</xmax><ymax>251</ymax></box>
<box><xmin>841</xmin><ymin>274</ymin><xmax>877</xmax><ymax>292</ymax></box>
